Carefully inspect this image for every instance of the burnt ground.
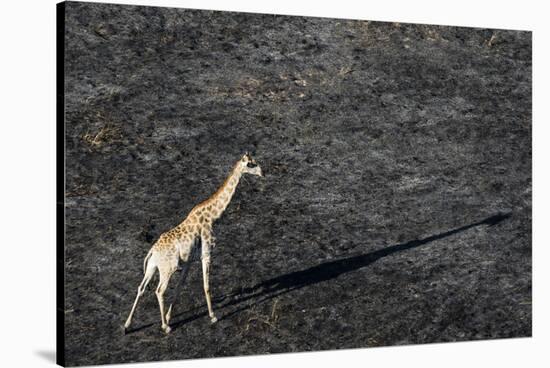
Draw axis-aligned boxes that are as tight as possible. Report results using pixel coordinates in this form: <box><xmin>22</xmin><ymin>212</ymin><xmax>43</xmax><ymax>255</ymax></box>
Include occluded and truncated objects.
<box><xmin>61</xmin><ymin>2</ymin><xmax>532</xmax><ymax>366</ymax></box>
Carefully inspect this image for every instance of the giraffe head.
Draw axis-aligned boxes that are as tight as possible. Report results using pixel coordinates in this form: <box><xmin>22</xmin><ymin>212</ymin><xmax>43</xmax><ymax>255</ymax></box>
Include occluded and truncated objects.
<box><xmin>240</xmin><ymin>152</ymin><xmax>263</xmax><ymax>177</ymax></box>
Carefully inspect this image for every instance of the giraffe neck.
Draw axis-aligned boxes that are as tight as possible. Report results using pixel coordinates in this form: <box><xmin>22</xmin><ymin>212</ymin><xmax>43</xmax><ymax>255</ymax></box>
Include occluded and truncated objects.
<box><xmin>208</xmin><ymin>162</ymin><xmax>243</xmax><ymax>220</ymax></box>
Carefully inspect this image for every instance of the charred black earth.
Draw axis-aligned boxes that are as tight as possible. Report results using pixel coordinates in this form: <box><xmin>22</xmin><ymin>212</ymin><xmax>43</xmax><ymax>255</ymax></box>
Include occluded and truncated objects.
<box><xmin>61</xmin><ymin>2</ymin><xmax>531</xmax><ymax>366</ymax></box>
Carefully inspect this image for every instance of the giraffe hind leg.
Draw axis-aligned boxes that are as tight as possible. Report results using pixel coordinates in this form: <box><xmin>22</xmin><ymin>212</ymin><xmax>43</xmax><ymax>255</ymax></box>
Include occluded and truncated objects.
<box><xmin>124</xmin><ymin>260</ymin><xmax>156</xmax><ymax>333</ymax></box>
<box><xmin>156</xmin><ymin>268</ymin><xmax>176</xmax><ymax>333</ymax></box>
<box><xmin>166</xmin><ymin>260</ymin><xmax>192</xmax><ymax>325</ymax></box>
<box><xmin>166</xmin><ymin>241</ymin><xmax>200</xmax><ymax>323</ymax></box>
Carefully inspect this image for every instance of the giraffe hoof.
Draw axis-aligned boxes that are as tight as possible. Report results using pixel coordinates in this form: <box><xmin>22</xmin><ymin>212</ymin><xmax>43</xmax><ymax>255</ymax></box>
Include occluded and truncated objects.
<box><xmin>163</xmin><ymin>325</ymin><xmax>172</xmax><ymax>334</ymax></box>
<box><xmin>210</xmin><ymin>316</ymin><xmax>218</xmax><ymax>324</ymax></box>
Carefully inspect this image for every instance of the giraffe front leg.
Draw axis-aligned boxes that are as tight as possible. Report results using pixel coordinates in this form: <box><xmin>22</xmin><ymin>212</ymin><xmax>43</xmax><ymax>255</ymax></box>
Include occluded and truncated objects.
<box><xmin>201</xmin><ymin>244</ymin><xmax>217</xmax><ymax>323</ymax></box>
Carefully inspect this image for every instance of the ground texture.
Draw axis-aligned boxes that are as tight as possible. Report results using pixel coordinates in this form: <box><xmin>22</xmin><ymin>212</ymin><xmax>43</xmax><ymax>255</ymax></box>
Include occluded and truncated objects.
<box><xmin>62</xmin><ymin>2</ymin><xmax>532</xmax><ymax>366</ymax></box>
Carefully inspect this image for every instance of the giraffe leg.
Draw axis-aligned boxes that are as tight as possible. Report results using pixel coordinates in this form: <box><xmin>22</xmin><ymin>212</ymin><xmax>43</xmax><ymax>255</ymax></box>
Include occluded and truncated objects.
<box><xmin>124</xmin><ymin>262</ymin><xmax>155</xmax><ymax>332</ymax></box>
<box><xmin>156</xmin><ymin>269</ymin><xmax>175</xmax><ymax>333</ymax></box>
<box><xmin>165</xmin><ymin>260</ymin><xmax>192</xmax><ymax>324</ymax></box>
<box><xmin>201</xmin><ymin>247</ymin><xmax>217</xmax><ymax>323</ymax></box>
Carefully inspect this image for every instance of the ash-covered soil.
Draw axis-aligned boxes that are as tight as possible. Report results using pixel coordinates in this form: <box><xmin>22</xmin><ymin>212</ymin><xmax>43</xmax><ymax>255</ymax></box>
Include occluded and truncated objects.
<box><xmin>61</xmin><ymin>2</ymin><xmax>531</xmax><ymax>366</ymax></box>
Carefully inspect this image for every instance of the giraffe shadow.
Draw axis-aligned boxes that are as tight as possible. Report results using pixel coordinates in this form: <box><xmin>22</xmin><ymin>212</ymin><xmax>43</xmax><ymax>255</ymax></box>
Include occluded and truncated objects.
<box><xmin>168</xmin><ymin>212</ymin><xmax>511</xmax><ymax>329</ymax></box>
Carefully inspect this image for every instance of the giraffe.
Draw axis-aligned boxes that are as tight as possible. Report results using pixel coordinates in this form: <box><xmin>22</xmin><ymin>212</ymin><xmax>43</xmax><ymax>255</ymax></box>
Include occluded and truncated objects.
<box><xmin>124</xmin><ymin>153</ymin><xmax>263</xmax><ymax>334</ymax></box>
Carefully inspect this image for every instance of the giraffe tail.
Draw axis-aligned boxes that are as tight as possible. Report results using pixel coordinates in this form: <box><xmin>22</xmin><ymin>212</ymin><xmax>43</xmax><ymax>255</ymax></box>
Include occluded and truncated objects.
<box><xmin>143</xmin><ymin>249</ymin><xmax>153</xmax><ymax>274</ymax></box>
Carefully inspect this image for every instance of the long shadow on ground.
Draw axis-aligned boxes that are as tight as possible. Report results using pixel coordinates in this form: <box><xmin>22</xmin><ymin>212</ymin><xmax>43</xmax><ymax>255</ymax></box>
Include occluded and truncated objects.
<box><xmin>165</xmin><ymin>212</ymin><xmax>511</xmax><ymax>330</ymax></box>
